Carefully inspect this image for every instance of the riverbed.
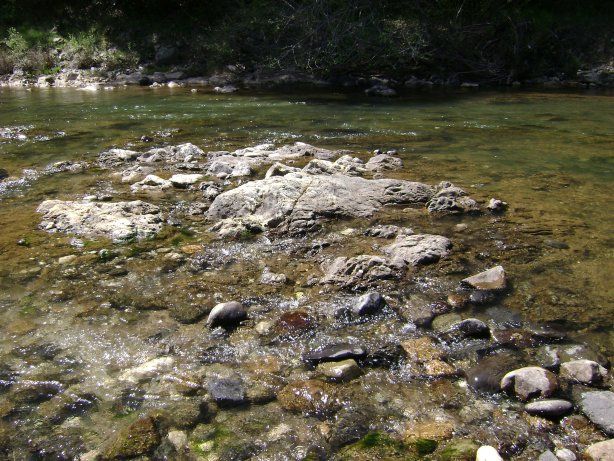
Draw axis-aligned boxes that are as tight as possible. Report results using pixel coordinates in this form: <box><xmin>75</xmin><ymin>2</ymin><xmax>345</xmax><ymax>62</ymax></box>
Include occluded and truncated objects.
<box><xmin>0</xmin><ymin>86</ymin><xmax>612</xmax><ymax>460</ymax></box>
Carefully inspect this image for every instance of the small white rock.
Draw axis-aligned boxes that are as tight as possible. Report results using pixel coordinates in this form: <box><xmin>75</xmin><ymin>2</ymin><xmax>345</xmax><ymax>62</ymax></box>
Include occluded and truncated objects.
<box><xmin>476</xmin><ymin>445</ymin><xmax>504</xmax><ymax>461</ymax></box>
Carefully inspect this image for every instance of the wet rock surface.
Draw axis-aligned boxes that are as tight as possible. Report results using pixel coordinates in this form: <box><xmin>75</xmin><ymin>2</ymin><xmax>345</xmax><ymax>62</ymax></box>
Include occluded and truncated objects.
<box><xmin>579</xmin><ymin>391</ymin><xmax>614</xmax><ymax>436</ymax></box>
<box><xmin>37</xmin><ymin>199</ymin><xmax>164</xmax><ymax>242</ymax></box>
<box><xmin>0</xmin><ymin>139</ymin><xmax>610</xmax><ymax>460</ymax></box>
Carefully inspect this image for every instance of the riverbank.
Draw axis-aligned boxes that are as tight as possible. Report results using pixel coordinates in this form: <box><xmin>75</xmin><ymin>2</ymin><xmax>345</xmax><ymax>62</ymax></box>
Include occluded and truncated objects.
<box><xmin>2</xmin><ymin>63</ymin><xmax>614</xmax><ymax>93</ymax></box>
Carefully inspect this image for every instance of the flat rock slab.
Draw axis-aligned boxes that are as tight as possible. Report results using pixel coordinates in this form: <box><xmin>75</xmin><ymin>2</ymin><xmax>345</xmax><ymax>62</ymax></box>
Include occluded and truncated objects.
<box><xmin>207</xmin><ymin>172</ymin><xmax>434</xmax><ymax>235</ymax></box>
<box><xmin>579</xmin><ymin>391</ymin><xmax>614</xmax><ymax>436</ymax></box>
<box><xmin>37</xmin><ymin>200</ymin><xmax>164</xmax><ymax>242</ymax></box>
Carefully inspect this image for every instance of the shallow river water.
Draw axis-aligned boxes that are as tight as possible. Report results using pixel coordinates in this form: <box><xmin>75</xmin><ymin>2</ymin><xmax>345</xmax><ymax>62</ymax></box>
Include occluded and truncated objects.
<box><xmin>0</xmin><ymin>86</ymin><xmax>612</xmax><ymax>460</ymax></box>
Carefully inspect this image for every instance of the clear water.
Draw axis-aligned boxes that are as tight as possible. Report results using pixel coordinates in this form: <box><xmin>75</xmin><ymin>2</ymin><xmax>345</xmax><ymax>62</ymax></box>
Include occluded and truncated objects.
<box><xmin>0</xmin><ymin>86</ymin><xmax>612</xmax><ymax>459</ymax></box>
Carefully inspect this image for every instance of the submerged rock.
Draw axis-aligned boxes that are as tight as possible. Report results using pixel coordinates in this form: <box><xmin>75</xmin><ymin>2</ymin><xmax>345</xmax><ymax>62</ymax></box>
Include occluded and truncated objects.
<box><xmin>119</xmin><ymin>357</ymin><xmax>174</xmax><ymax>383</ymax></box>
<box><xmin>462</xmin><ymin>266</ymin><xmax>507</xmax><ymax>291</ymax></box>
<box><xmin>37</xmin><ymin>200</ymin><xmax>164</xmax><ymax>242</ymax></box>
<box><xmin>317</xmin><ymin>359</ymin><xmax>363</xmax><ymax>382</ymax></box>
<box><xmin>427</xmin><ymin>183</ymin><xmax>479</xmax><ymax>213</ymax></box>
<box><xmin>207</xmin><ymin>172</ymin><xmax>433</xmax><ymax>235</ymax></box>
<box><xmin>277</xmin><ymin>380</ymin><xmax>340</xmax><ymax>414</ymax></box>
<box><xmin>207</xmin><ymin>377</ymin><xmax>246</xmax><ymax>406</ymax></box>
<box><xmin>466</xmin><ymin>353</ymin><xmax>522</xmax><ymax>393</ymax></box>
<box><xmin>500</xmin><ymin>366</ymin><xmax>558</xmax><ymax>401</ymax></box>
<box><xmin>100</xmin><ymin>416</ymin><xmax>161</xmax><ymax>460</ymax></box>
<box><xmin>383</xmin><ymin>234</ymin><xmax>452</xmax><ymax>267</ymax></box>
<box><xmin>579</xmin><ymin>391</ymin><xmax>614</xmax><ymax>436</ymax></box>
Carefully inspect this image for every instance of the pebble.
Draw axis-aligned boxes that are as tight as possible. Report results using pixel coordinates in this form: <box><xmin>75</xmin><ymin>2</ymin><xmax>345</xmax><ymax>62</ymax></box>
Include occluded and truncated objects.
<box><xmin>559</xmin><ymin>359</ymin><xmax>608</xmax><ymax>385</ymax></box>
<box><xmin>476</xmin><ymin>445</ymin><xmax>504</xmax><ymax>461</ymax></box>
<box><xmin>206</xmin><ymin>301</ymin><xmax>247</xmax><ymax>328</ymax></box>
<box><xmin>353</xmin><ymin>291</ymin><xmax>386</xmax><ymax>316</ymax></box>
<box><xmin>524</xmin><ymin>399</ymin><xmax>573</xmax><ymax>418</ymax></box>
<box><xmin>500</xmin><ymin>366</ymin><xmax>558</xmax><ymax>401</ymax></box>
<box><xmin>487</xmin><ymin>198</ymin><xmax>508</xmax><ymax>213</ymax></box>
<box><xmin>167</xmin><ymin>430</ymin><xmax>188</xmax><ymax>451</ymax></box>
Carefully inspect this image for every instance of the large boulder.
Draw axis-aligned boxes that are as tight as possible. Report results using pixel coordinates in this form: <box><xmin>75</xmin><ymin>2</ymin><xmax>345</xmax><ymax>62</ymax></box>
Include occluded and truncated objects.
<box><xmin>207</xmin><ymin>172</ymin><xmax>434</xmax><ymax>235</ymax></box>
<box><xmin>37</xmin><ymin>200</ymin><xmax>164</xmax><ymax>242</ymax></box>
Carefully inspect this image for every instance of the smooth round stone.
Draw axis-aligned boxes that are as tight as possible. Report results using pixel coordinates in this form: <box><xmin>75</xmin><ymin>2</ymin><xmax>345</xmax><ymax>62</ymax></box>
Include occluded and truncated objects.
<box><xmin>206</xmin><ymin>301</ymin><xmax>247</xmax><ymax>328</ymax></box>
<box><xmin>450</xmin><ymin>318</ymin><xmax>490</xmax><ymax>338</ymax></box>
<box><xmin>524</xmin><ymin>399</ymin><xmax>573</xmax><ymax>418</ymax></box>
<box><xmin>317</xmin><ymin>359</ymin><xmax>363</xmax><ymax>382</ymax></box>
<box><xmin>476</xmin><ymin>445</ymin><xmax>504</xmax><ymax>461</ymax></box>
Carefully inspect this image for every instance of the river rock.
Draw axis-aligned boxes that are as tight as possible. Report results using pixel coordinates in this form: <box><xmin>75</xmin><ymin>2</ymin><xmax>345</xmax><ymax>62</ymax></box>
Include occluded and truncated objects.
<box><xmin>302</xmin><ymin>156</ymin><xmax>365</xmax><ymax>176</ymax></box>
<box><xmin>0</xmin><ymin>168</ymin><xmax>9</xmax><ymax>180</ymax></box>
<box><xmin>401</xmin><ymin>337</ymin><xmax>445</xmax><ymax>362</ymax></box>
<box><xmin>487</xmin><ymin>198</ymin><xmax>508</xmax><ymax>213</ymax></box>
<box><xmin>317</xmin><ymin>359</ymin><xmax>363</xmax><ymax>382</ymax></box>
<box><xmin>579</xmin><ymin>391</ymin><xmax>614</xmax><ymax>436</ymax></box>
<box><xmin>462</xmin><ymin>266</ymin><xmax>506</xmax><ymax>290</ymax></box>
<box><xmin>207</xmin><ymin>171</ymin><xmax>434</xmax><ymax>235</ymax></box>
<box><xmin>584</xmin><ymin>439</ymin><xmax>614</xmax><ymax>460</ymax></box>
<box><xmin>476</xmin><ymin>445</ymin><xmax>504</xmax><ymax>461</ymax></box>
<box><xmin>100</xmin><ymin>416</ymin><xmax>160</xmax><ymax>460</ymax></box>
<box><xmin>169</xmin><ymin>173</ymin><xmax>204</xmax><ymax>188</ymax></box>
<box><xmin>320</xmin><ymin>255</ymin><xmax>399</xmax><ymax>287</ymax></box>
<box><xmin>260</xmin><ymin>267</ymin><xmax>287</xmax><ymax>285</ymax></box>
<box><xmin>365</xmin><ymin>85</ymin><xmax>397</xmax><ymax>96</ymax></box>
<box><xmin>454</xmin><ymin>318</ymin><xmax>491</xmax><ymax>338</ymax></box>
<box><xmin>365</xmin><ymin>154</ymin><xmax>403</xmax><ymax>172</ymax></box>
<box><xmin>364</xmin><ymin>224</ymin><xmax>411</xmax><ymax>239</ymax></box>
<box><xmin>303</xmin><ymin>343</ymin><xmax>367</xmax><ymax>364</ymax></box>
<box><xmin>400</xmin><ymin>295</ymin><xmax>451</xmax><ymax>327</ymax></box>
<box><xmin>559</xmin><ymin>360</ymin><xmax>608</xmax><ymax>385</ymax></box>
<box><xmin>119</xmin><ymin>357</ymin><xmax>174</xmax><ymax>383</ymax></box>
<box><xmin>524</xmin><ymin>399</ymin><xmax>573</xmax><ymax>418</ymax></box>
<box><xmin>37</xmin><ymin>200</ymin><xmax>164</xmax><ymax>242</ymax></box>
<box><xmin>466</xmin><ymin>353</ymin><xmax>523</xmax><ymax>393</ymax></box>
<box><xmin>214</xmin><ymin>85</ymin><xmax>238</xmax><ymax>93</ymax></box>
<box><xmin>206</xmin><ymin>301</ymin><xmax>248</xmax><ymax>328</ymax></box>
<box><xmin>207</xmin><ymin>377</ymin><xmax>246</xmax><ymax>406</ymax></box>
<box><xmin>265</xmin><ymin>162</ymin><xmax>302</xmax><ymax>178</ymax></box>
<box><xmin>353</xmin><ymin>292</ymin><xmax>386</xmax><ymax>316</ymax></box>
<box><xmin>277</xmin><ymin>380</ymin><xmax>340</xmax><ymax>414</ymax></box>
<box><xmin>274</xmin><ymin>310</ymin><xmax>316</xmax><ymax>337</ymax></box>
<box><xmin>427</xmin><ymin>183</ymin><xmax>480</xmax><ymax>213</ymax></box>
<box><xmin>432</xmin><ymin>313</ymin><xmax>462</xmax><ymax>332</ymax></box>
<box><xmin>383</xmin><ymin>234</ymin><xmax>452</xmax><ymax>267</ymax></box>
<box><xmin>500</xmin><ymin>366</ymin><xmax>558</xmax><ymax>401</ymax></box>
<box><xmin>130</xmin><ymin>174</ymin><xmax>172</xmax><ymax>191</ymax></box>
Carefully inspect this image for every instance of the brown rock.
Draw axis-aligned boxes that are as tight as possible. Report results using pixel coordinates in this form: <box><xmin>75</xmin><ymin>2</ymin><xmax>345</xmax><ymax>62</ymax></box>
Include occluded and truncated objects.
<box><xmin>277</xmin><ymin>380</ymin><xmax>340</xmax><ymax>414</ymax></box>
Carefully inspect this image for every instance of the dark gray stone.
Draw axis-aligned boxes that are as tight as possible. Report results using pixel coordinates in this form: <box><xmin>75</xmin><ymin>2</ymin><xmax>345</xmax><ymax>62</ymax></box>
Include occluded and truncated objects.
<box><xmin>524</xmin><ymin>399</ymin><xmax>573</xmax><ymax>418</ymax></box>
<box><xmin>303</xmin><ymin>343</ymin><xmax>367</xmax><ymax>364</ymax></box>
<box><xmin>206</xmin><ymin>301</ymin><xmax>247</xmax><ymax>328</ymax></box>
<box><xmin>353</xmin><ymin>292</ymin><xmax>386</xmax><ymax>316</ymax></box>
<box><xmin>207</xmin><ymin>377</ymin><xmax>246</xmax><ymax>407</ymax></box>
